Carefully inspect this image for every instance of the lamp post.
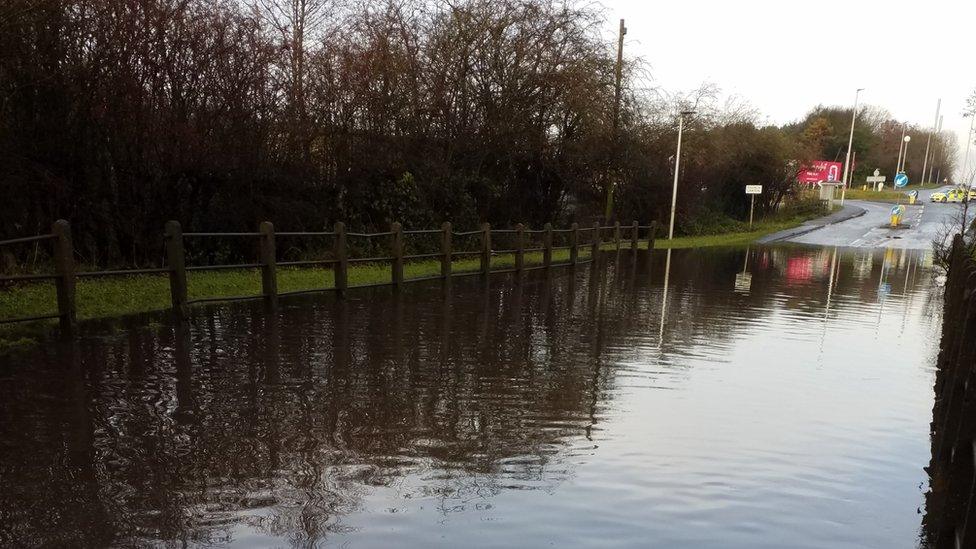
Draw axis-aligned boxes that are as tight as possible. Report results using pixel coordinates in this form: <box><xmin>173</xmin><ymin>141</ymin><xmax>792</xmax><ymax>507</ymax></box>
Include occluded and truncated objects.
<box><xmin>840</xmin><ymin>88</ymin><xmax>863</xmax><ymax>206</ymax></box>
<box><xmin>900</xmin><ymin>135</ymin><xmax>911</xmax><ymax>173</ymax></box>
<box><xmin>927</xmin><ymin>115</ymin><xmax>943</xmax><ymax>185</ymax></box>
<box><xmin>895</xmin><ymin>125</ymin><xmax>910</xmax><ymax>177</ymax></box>
<box><xmin>920</xmin><ymin>99</ymin><xmax>941</xmax><ymax>185</ymax></box>
<box><xmin>964</xmin><ymin>115</ymin><xmax>975</xmax><ymax>187</ymax></box>
<box><xmin>667</xmin><ymin>110</ymin><xmax>695</xmax><ymax>240</ymax></box>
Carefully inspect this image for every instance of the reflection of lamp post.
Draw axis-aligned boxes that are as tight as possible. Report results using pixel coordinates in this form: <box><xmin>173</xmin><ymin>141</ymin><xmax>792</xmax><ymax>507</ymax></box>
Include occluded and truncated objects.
<box><xmin>658</xmin><ymin>248</ymin><xmax>672</xmax><ymax>347</ymax></box>
<box><xmin>667</xmin><ymin>111</ymin><xmax>695</xmax><ymax>240</ymax></box>
<box><xmin>840</xmin><ymin>88</ymin><xmax>863</xmax><ymax>206</ymax></box>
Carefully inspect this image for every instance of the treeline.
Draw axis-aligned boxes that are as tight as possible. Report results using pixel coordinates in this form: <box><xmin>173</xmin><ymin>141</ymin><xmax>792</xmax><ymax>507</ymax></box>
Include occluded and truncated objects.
<box><xmin>784</xmin><ymin>106</ymin><xmax>957</xmax><ymax>188</ymax></box>
<box><xmin>0</xmin><ymin>0</ymin><xmax>957</xmax><ymax>268</ymax></box>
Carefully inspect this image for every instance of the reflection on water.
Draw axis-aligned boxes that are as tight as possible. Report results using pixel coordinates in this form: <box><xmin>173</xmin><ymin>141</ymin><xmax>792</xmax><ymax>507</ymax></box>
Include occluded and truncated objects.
<box><xmin>0</xmin><ymin>246</ymin><xmax>943</xmax><ymax>548</ymax></box>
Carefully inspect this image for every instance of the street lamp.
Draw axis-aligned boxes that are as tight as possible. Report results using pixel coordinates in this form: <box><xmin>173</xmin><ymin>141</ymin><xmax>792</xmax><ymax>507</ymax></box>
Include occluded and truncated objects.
<box><xmin>963</xmin><ymin>115</ymin><xmax>975</xmax><ymax>186</ymax></box>
<box><xmin>900</xmin><ymin>135</ymin><xmax>912</xmax><ymax>173</ymax></box>
<box><xmin>667</xmin><ymin>110</ymin><xmax>695</xmax><ymax>240</ymax></box>
<box><xmin>840</xmin><ymin>88</ymin><xmax>863</xmax><ymax>206</ymax></box>
<box><xmin>920</xmin><ymin>99</ymin><xmax>941</xmax><ymax>185</ymax></box>
<box><xmin>895</xmin><ymin>130</ymin><xmax>910</xmax><ymax>177</ymax></box>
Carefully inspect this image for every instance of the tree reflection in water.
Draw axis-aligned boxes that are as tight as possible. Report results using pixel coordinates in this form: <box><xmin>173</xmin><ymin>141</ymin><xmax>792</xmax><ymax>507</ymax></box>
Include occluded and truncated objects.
<box><xmin>0</xmin><ymin>247</ymin><xmax>938</xmax><ymax>547</ymax></box>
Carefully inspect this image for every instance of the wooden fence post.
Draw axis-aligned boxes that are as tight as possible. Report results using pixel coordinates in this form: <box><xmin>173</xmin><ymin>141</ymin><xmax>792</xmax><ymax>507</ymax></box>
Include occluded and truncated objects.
<box><xmin>648</xmin><ymin>221</ymin><xmax>657</xmax><ymax>251</ymax></box>
<box><xmin>480</xmin><ymin>223</ymin><xmax>491</xmax><ymax>275</ymax></box>
<box><xmin>543</xmin><ymin>223</ymin><xmax>553</xmax><ymax>268</ymax></box>
<box><xmin>570</xmin><ymin>223</ymin><xmax>579</xmax><ymax>265</ymax></box>
<box><xmin>591</xmin><ymin>221</ymin><xmax>601</xmax><ymax>261</ymax></box>
<box><xmin>391</xmin><ymin>222</ymin><xmax>404</xmax><ymax>289</ymax></box>
<box><xmin>334</xmin><ymin>222</ymin><xmax>347</xmax><ymax>295</ymax></box>
<box><xmin>614</xmin><ymin>221</ymin><xmax>621</xmax><ymax>251</ymax></box>
<box><xmin>441</xmin><ymin>222</ymin><xmax>452</xmax><ymax>278</ymax></box>
<box><xmin>631</xmin><ymin>221</ymin><xmax>639</xmax><ymax>251</ymax></box>
<box><xmin>51</xmin><ymin>219</ymin><xmax>76</xmax><ymax>333</ymax></box>
<box><xmin>258</xmin><ymin>221</ymin><xmax>277</xmax><ymax>305</ymax></box>
<box><xmin>515</xmin><ymin>223</ymin><xmax>525</xmax><ymax>272</ymax></box>
<box><xmin>164</xmin><ymin>220</ymin><xmax>188</xmax><ymax>319</ymax></box>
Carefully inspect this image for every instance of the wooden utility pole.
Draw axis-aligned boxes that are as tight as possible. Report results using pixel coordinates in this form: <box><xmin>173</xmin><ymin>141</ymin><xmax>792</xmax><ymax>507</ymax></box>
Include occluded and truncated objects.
<box><xmin>604</xmin><ymin>18</ymin><xmax>627</xmax><ymax>221</ymax></box>
<box><xmin>612</xmin><ymin>19</ymin><xmax>626</xmax><ymax>133</ymax></box>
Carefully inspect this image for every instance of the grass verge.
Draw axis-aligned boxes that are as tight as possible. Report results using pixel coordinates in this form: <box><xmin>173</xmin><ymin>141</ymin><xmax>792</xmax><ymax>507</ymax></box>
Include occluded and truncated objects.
<box><xmin>0</xmin><ymin>205</ymin><xmax>829</xmax><ymax>350</ymax></box>
<box><xmin>0</xmin><ymin>249</ymin><xmax>586</xmax><ymax>351</ymax></box>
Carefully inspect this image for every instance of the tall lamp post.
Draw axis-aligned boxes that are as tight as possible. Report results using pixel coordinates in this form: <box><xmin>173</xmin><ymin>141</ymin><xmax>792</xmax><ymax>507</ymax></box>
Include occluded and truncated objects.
<box><xmin>900</xmin><ymin>135</ymin><xmax>911</xmax><ymax>174</ymax></box>
<box><xmin>667</xmin><ymin>110</ymin><xmax>695</xmax><ymax>240</ymax></box>
<box><xmin>964</xmin><ymin>115</ymin><xmax>975</xmax><ymax>187</ymax></box>
<box><xmin>895</xmin><ymin>124</ymin><xmax>910</xmax><ymax>178</ymax></box>
<box><xmin>920</xmin><ymin>99</ymin><xmax>941</xmax><ymax>185</ymax></box>
<box><xmin>840</xmin><ymin>88</ymin><xmax>863</xmax><ymax>206</ymax></box>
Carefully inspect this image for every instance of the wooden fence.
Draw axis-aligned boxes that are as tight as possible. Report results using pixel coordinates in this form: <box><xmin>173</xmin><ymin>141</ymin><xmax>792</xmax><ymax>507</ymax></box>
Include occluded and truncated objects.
<box><xmin>0</xmin><ymin>219</ymin><xmax>658</xmax><ymax>331</ymax></box>
<box><xmin>925</xmin><ymin>233</ymin><xmax>976</xmax><ymax>548</ymax></box>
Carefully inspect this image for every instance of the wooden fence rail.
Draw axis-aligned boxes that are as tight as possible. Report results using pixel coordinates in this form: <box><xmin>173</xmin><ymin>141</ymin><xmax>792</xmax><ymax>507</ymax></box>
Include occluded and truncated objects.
<box><xmin>925</xmin><ymin>233</ymin><xmax>976</xmax><ymax>548</ymax></box>
<box><xmin>0</xmin><ymin>219</ymin><xmax>658</xmax><ymax>330</ymax></box>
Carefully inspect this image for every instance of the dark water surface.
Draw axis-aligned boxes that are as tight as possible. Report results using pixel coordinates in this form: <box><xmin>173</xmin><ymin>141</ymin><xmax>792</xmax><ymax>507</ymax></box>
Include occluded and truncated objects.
<box><xmin>0</xmin><ymin>246</ymin><xmax>943</xmax><ymax>548</ymax></box>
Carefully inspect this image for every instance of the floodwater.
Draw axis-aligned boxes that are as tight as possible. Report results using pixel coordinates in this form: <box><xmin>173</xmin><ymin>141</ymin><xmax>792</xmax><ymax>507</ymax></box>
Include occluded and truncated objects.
<box><xmin>0</xmin><ymin>246</ymin><xmax>944</xmax><ymax>548</ymax></box>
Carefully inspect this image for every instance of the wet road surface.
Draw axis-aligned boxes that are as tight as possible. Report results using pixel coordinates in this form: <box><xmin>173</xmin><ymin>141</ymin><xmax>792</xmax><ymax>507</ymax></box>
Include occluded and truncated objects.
<box><xmin>0</xmin><ymin>247</ymin><xmax>944</xmax><ymax>548</ymax></box>
<box><xmin>789</xmin><ymin>186</ymin><xmax>969</xmax><ymax>249</ymax></box>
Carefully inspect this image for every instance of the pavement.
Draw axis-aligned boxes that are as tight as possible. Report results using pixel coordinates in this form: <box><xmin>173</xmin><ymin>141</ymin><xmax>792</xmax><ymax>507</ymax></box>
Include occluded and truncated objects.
<box><xmin>757</xmin><ymin>204</ymin><xmax>866</xmax><ymax>244</ymax></box>
<box><xmin>775</xmin><ymin>185</ymin><xmax>971</xmax><ymax>250</ymax></box>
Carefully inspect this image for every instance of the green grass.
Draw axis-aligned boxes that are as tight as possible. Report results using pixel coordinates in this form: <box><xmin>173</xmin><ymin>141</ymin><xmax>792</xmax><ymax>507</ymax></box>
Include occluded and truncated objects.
<box><xmin>0</xmin><ymin>204</ymin><xmax>828</xmax><ymax>350</ymax></box>
<box><xmin>0</xmin><ymin>248</ymin><xmax>591</xmax><ymax>349</ymax></box>
<box><xmin>844</xmin><ymin>181</ymin><xmax>943</xmax><ymax>203</ymax></box>
<box><xmin>652</xmin><ymin>217</ymin><xmax>819</xmax><ymax>249</ymax></box>
<box><xmin>843</xmin><ymin>188</ymin><xmax>915</xmax><ymax>203</ymax></box>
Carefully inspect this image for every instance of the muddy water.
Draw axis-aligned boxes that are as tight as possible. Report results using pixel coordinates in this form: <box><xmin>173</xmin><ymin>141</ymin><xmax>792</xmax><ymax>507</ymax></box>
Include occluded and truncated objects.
<box><xmin>0</xmin><ymin>246</ymin><xmax>943</xmax><ymax>548</ymax></box>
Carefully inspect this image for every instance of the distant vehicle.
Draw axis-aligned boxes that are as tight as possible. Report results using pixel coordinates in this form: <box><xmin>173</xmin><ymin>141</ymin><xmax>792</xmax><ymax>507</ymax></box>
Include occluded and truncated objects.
<box><xmin>930</xmin><ymin>188</ymin><xmax>972</xmax><ymax>203</ymax></box>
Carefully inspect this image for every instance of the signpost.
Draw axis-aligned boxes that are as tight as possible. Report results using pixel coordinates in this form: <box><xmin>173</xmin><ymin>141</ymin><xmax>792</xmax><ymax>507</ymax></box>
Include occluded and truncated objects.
<box><xmin>894</xmin><ymin>172</ymin><xmax>909</xmax><ymax>188</ymax></box>
<box><xmin>745</xmin><ymin>185</ymin><xmax>762</xmax><ymax>228</ymax></box>
<box><xmin>866</xmin><ymin>169</ymin><xmax>886</xmax><ymax>191</ymax></box>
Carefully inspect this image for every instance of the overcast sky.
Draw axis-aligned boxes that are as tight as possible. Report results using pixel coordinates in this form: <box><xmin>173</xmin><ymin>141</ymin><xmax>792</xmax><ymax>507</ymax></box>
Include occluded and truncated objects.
<box><xmin>600</xmin><ymin>0</ymin><xmax>975</xmax><ymax>181</ymax></box>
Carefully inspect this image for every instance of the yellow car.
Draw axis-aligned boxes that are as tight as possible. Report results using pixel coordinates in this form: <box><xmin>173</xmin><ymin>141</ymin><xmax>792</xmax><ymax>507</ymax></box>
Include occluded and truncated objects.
<box><xmin>931</xmin><ymin>189</ymin><xmax>970</xmax><ymax>203</ymax></box>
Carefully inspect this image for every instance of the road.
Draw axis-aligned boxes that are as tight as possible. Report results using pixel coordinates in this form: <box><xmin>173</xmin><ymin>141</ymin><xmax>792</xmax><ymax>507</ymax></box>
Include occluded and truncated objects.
<box><xmin>787</xmin><ymin>186</ymin><xmax>971</xmax><ymax>250</ymax></box>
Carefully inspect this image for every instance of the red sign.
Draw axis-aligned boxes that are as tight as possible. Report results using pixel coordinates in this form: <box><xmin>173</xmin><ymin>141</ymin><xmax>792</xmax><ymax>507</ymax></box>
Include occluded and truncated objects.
<box><xmin>797</xmin><ymin>161</ymin><xmax>843</xmax><ymax>184</ymax></box>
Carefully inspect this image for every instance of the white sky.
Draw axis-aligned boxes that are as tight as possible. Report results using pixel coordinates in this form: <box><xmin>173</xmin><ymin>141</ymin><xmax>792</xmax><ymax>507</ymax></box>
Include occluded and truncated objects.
<box><xmin>600</xmin><ymin>0</ymin><xmax>975</xmax><ymax>180</ymax></box>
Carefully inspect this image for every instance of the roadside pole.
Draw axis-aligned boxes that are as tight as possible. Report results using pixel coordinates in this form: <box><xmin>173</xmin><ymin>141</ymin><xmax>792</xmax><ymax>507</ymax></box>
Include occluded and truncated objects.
<box><xmin>668</xmin><ymin>110</ymin><xmax>695</xmax><ymax>239</ymax></box>
<box><xmin>920</xmin><ymin>99</ymin><xmax>941</xmax><ymax>185</ymax></box>
<box><xmin>895</xmin><ymin>125</ymin><xmax>907</xmax><ymax>177</ymax></box>
<box><xmin>745</xmin><ymin>185</ymin><xmax>762</xmax><ymax>228</ymax></box>
<box><xmin>840</xmin><ymin>88</ymin><xmax>863</xmax><ymax>206</ymax></box>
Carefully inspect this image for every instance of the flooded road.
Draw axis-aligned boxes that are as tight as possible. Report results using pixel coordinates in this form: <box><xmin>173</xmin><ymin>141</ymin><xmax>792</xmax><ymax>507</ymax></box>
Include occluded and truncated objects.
<box><xmin>0</xmin><ymin>246</ymin><xmax>944</xmax><ymax>548</ymax></box>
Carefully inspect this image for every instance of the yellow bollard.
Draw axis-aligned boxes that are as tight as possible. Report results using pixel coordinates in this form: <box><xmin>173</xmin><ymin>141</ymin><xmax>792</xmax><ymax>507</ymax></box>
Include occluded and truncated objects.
<box><xmin>909</xmin><ymin>195</ymin><xmax>916</xmax><ymax>205</ymax></box>
<box><xmin>890</xmin><ymin>205</ymin><xmax>905</xmax><ymax>228</ymax></box>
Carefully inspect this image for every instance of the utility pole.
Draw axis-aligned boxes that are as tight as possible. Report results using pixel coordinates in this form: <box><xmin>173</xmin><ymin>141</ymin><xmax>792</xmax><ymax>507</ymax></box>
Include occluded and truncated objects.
<box><xmin>604</xmin><ymin>18</ymin><xmax>627</xmax><ymax>221</ymax></box>
<box><xmin>920</xmin><ymin>99</ymin><xmax>941</xmax><ymax>185</ymax></box>
<box><xmin>613</xmin><ymin>19</ymin><xmax>626</xmax><ymax>133</ymax></box>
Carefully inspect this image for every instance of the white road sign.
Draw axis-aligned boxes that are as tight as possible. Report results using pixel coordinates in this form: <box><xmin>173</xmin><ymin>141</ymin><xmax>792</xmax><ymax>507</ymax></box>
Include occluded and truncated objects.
<box><xmin>745</xmin><ymin>185</ymin><xmax>763</xmax><ymax>195</ymax></box>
